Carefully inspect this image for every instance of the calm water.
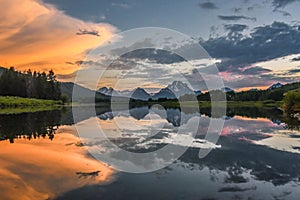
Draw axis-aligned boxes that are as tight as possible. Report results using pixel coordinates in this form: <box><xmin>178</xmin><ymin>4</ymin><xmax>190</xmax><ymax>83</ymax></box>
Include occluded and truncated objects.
<box><xmin>0</xmin><ymin>105</ymin><xmax>300</xmax><ymax>200</ymax></box>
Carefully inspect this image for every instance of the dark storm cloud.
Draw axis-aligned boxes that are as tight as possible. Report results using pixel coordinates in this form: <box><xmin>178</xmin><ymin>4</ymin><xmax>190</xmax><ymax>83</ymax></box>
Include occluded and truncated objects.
<box><xmin>65</xmin><ymin>60</ymin><xmax>104</xmax><ymax>66</ymax></box>
<box><xmin>201</xmin><ymin>21</ymin><xmax>300</xmax><ymax>72</ymax></box>
<box><xmin>272</xmin><ymin>0</ymin><xmax>299</xmax><ymax>9</ymax></box>
<box><xmin>101</xmin><ymin>21</ymin><xmax>300</xmax><ymax>77</ymax></box>
<box><xmin>289</xmin><ymin>69</ymin><xmax>300</xmax><ymax>73</ymax></box>
<box><xmin>247</xmin><ymin>6</ymin><xmax>254</xmax><ymax>11</ymax></box>
<box><xmin>65</xmin><ymin>62</ymin><xmax>74</xmax><ymax>65</ymax></box>
<box><xmin>198</xmin><ymin>2</ymin><xmax>218</xmax><ymax>9</ymax></box>
<box><xmin>223</xmin><ymin>24</ymin><xmax>248</xmax><ymax>41</ymax></box>
<box><xmin>232</xmin><ymin>7</ymin><xmax>242</xmax><ymax>13</ymax></box>
<box><xmin>119</xmin><ymin>49</ymin><xmax>185</xmax><ymax>64</ymax></box>
<box><xmin>241</xmin><ymin>66</ymin><xmax>272</xmax><ymax>75</ymax></box>
<box><xmin>218</xmin><ymin>15</ymin><xmax>256</xmax><ymax>21</ymax></box>
<box><xmin>291</xmin><ymin>56</ymin><xmax>300</xmax><ymax>61</ymax></box>
<box><xmin>224</xmin><ymin>24</ymin><xmax>248</xmax><ymax>32</ymax></box>
<box><xmin>76</xmin><ymin>29</ymin><xmax>100</xmax><ymax>37</ymax></box>
<box><xmin>66</xmin><ymin>60</ymin><xmax>98</xmax><ymax>66</ymax></box>
<box><xmin>260</xmin><ymin>74</ymin><xmax>296</xmax><ymax>82</ymax></box>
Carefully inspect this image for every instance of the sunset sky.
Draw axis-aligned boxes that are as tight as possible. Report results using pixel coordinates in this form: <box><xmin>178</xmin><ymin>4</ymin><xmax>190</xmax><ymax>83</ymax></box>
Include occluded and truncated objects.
<box><xmin>1</xmin><ymin>0</ymin><xmax>300</xmax><ymax>91</ymax></box>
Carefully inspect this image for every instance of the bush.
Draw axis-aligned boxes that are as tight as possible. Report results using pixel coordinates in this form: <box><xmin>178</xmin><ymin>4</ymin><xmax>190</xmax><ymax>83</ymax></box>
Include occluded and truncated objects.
<box><xmin>283</xmin><ymin>90</ymin><xmax>300</xmax><ymax>115</ymax></box>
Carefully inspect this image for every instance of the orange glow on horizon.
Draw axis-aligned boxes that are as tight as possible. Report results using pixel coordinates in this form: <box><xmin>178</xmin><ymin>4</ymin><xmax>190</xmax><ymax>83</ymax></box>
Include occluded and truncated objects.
<box><xmin>233</xmin><ymin>115</ymin><xmax>272</xmax><ymax>123</ymax></box>
<box><xmin>235</xmin><ymin>85</ymin><xmax>269</xmax><ymax>92</ymax></box>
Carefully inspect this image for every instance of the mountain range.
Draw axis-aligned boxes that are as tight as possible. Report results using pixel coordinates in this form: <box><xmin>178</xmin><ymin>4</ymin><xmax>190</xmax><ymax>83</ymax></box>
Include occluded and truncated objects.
<box><xmin>97</xmin><ymin>81</ymin><xmax>201</xmax><ymax>101</ymax></box>
<box><xmin>61</xmin><ymin>80</ymin><xmax>240</xmax><ymax>102</ymax></box>
<box><xmin>65</xmin><ymin>81</ymin><xmax>300</xmax><ymax>104</ymax></box>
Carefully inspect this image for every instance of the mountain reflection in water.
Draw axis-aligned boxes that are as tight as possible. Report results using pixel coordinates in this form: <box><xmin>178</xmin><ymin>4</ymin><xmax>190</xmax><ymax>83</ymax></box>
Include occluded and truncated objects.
<box><xmin>0</xmin><ymin>104</ymin><xmax>300</xmax><ymax>200</ymax></box>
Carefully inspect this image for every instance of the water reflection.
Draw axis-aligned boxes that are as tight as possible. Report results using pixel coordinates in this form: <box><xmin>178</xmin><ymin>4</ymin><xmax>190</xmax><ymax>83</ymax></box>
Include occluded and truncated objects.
<box><xmin>1</xmin><ymin>104</ymin><xmax>298</xmax><ymax>143</ymax></box>
<box><xmin>0</xmin><ymin>110</ymin><xmax>61</xmax><ymax>142</ymax></box>
<box><xmin>57</xmin><ymin>112</ymin><xmax>300</xmax><ymax>200</ymax></box>
<box><xmin>0</xmin><ymin>132</ymin><xmax>114</xmax><ymax>200</ymax></box>
<box><xmin>0</xmin><ymin>104</ymin><xmax>300</xmax><ymax>199</ymax></box>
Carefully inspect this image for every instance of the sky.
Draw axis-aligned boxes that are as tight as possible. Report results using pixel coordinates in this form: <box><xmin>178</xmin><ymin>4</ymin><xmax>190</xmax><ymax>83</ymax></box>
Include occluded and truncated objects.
<box><xmin>1</xmin><ymin>0</ymin><xmax>300</xmax><ymax>91</ymax></box>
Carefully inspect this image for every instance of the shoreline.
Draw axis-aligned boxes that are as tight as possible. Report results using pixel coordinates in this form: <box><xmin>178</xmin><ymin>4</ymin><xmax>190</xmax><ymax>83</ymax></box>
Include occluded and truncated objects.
<box><xmin>0</xmin><ymin>95</ymin><xmax>285</xmax><ymax>115</ymax></box>
<box><xmin>0</xmin><ymin>96</ymin><xmax>63</xmax><ymax>115</ymax></box>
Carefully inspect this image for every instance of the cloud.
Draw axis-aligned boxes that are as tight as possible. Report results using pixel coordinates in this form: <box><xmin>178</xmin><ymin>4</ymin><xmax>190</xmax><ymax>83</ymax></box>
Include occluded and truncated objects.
<box><xmin>202</xmin><ymin>21</ymin><xmax>300</xmax><ymax>72</ymax></box>
<box><xmin>218</xmin><ymin>15</ymin><xmax>256</xmax><ymax>21</ymax></box>
<box><xmin>218</xmin><ymin>71</ymin><xmax>293</xmax><ymax>90</ymax></box>
<box><xmin>289</xmin><ymin>69</ymin><xmax>300</xmax><ymax>73</ymax></box>
<box><xmin>76</xmin><ymin>29</ymin><xmax>100</xmax><ymax>37</ymax></box>
<box><xmin>223</xmin><ymin>24</ymin><xmax>247</xmax><ymax>42</ymax></box>
<box><xmin>241</xmin><ymin>66</ymin><xmax>272</xmax><ymax>75</ymax></box>
<box><xmin>111</xmin><ymin>2</ymin><xmax>131</xmax><ymax>9</ymax></box>
<box><xmin>119</xmin><ymin>49</ymin><xmax>185</xmax><ymax>64</ymax></box>
<box><xmin>247</xmin><ymin>6</ymin><xmax>254</xmax><ymax>11</ymax></box>
<box><xmin>275</xmin><ymin>9</ymin><xmax>292</xmax><ymax>16</ymax></box>
<box><xmin>291</xmin><ymin>56</ymin><xmax>300</xmax><ymax>61</ymax></box>
<box><xmin>198</xmin><ymin>2</ymin><xmax>218</xmax><ymax>9</ymax></box>
<box><xmin>0</xmin><ymin>133</ymin><xmax>113</xmax><ymax>200</ymax></box>
<box><xmin>57</xmin><ymin>71</ymin><xmax>78</xmax><ymax>82</ymax></box>
<box><xmin>198</xmin><ymin>21</ymin><xmax>300</xmax><ymax>88</ymax></box>
<box><xmin>272</xmin><ymin>0</ymin><xmax>299</xmax><ymax>9</ymax></box>
<box><xmin>224</xmin><ymin>24</ymin><xmax>248</xmax><ymax>32</ymax></box>
<box><xmin>232</xmin><ymin>7</ymin><xmax>242</xmax><ymax>13</ymax></box>
<box><xmin>0</xmin><ymin>0</ymin><xmax>116</xmax><ymax>74</ymax></box>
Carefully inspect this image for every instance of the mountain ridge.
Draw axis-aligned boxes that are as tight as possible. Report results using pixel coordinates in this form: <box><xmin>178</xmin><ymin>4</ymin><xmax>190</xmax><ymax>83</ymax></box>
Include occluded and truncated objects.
<box><xmin>97</xmin><ymin>81</ymin><xmax>201</xmax><ymax>101</ymax></box>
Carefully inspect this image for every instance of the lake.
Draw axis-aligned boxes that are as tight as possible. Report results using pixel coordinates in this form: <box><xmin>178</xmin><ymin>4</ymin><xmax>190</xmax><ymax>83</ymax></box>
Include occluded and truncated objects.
<box><xmin>0</xmin><ymin>104</ymin><xmax>300</xmax><ymax>200</ymax></box>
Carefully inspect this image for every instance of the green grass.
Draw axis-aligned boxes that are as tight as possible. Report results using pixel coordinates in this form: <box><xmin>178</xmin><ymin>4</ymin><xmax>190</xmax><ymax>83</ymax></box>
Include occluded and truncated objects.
<box><xmin>0</xmin><ymin>96</ymin><xmax>62</xmax><ymax>114</ymax></box>
<box><xmin>0</xmin><ymin>106</ymin><xmax>62</xmax><ymax>115</ymax></box>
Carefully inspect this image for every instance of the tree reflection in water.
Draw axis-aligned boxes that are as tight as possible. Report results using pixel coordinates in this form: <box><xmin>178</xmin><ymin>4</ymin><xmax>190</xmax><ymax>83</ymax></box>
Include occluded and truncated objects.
<box><xmin>0</xmin><ymin>110</ymin><xmax>61</xmax><ymax>143</ymax></box>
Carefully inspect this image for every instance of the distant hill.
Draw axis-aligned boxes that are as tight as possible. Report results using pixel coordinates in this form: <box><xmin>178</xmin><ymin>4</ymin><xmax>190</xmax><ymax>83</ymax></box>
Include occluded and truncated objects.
<box><xmin>131</xmin><ymin>87</ymin><xmax>151</xmax><ymax>101</ymax></box>
<box><xmin>60</xmin><ymin>82</ymin><xmax>110</xmax><ymax>102</ymax></box>
<box><xmin>152</xmin><ymin>88</ymin><xmax>177</xmax><ymax>100</ymax></box>
<box><xmin>97</xmin><ymin>87</ymin><xmax>151</xmax><ymax>101</ymax></box>
<box><xmin>223</xmin><ymin>82</ymin><xmax>300</xmax><ymax>102</ymax></box>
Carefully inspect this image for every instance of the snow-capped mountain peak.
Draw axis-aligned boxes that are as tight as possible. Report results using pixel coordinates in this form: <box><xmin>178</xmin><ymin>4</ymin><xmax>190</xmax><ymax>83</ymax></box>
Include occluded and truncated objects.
<box><xmin>97</xmin><ymin>87</ymin><xmax>119</xmax><ymax>96</ymax></box>
<box><xmin>166</xmin><ymin>81</ymin><xmax>194</xmax><ymax>97</ymax></box>
<box><xmin>221</xmin><ymin>87</ymin><xmax>234</xmax><ymax>93</ymax></box>
<box><xmin>98</xmin><ymin>81</ymin><xmax>201</xmax><ymax>100</ymax></box>
<box><xmin>268</xmin><ymin>82</ymin><xmax>283</xmax><ymax>90</ymax></box>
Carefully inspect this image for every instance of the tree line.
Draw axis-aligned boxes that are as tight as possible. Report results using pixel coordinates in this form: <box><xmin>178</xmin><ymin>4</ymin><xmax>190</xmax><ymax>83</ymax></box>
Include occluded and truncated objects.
<box><xmin>0</xmin><ymin>67</ymin><xmax>61</xmax><ymax>100</ymax></box>
<box><xmin>196</xmin><ymin>82</ymin><xmax>300</xmax><ymax>102</ymax></box>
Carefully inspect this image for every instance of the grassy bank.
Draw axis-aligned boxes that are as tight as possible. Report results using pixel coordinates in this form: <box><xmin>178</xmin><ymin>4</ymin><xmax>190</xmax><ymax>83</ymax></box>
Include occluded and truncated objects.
<box><xmin>0</xmin><ymin>106</ymin><xmax>63</xmax><ymax>115</ymax></box>
<box><xmin>0</xmin><ymin>96</ymin><xmax>62</xmax><ymax>114</ymax></box>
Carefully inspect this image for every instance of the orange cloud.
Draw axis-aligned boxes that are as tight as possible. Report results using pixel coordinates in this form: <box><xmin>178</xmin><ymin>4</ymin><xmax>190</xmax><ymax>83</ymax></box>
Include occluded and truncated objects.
<box><xmin>0</xmin><ymin>0</ymin><xmax>116</xmax><ymax>75</ymax></box>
